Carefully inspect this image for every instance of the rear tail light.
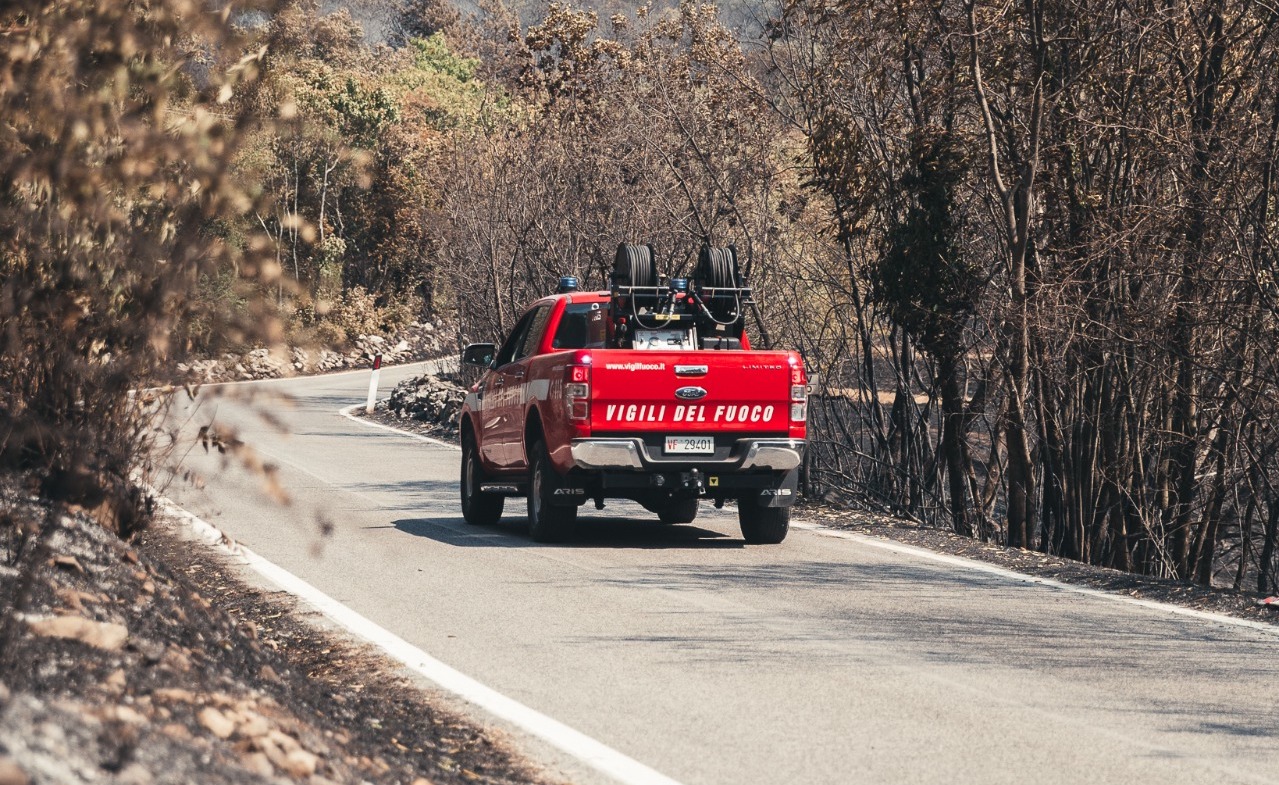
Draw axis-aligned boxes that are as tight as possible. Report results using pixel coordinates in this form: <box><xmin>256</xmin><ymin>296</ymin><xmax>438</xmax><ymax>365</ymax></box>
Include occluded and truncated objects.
<box><xmin>790</xmin><ymin>362</ymin><xmax>807</xmax><ymax>386</ymax></box>
<box><xmin>789</xmin><ymin>357</ymin><xmax>808</xmax><ymax>423</ymax></box>
<box><xmin>565</xmin><ymin>358</ymin><xmax>591</xmax><ymax>422</ymax></box>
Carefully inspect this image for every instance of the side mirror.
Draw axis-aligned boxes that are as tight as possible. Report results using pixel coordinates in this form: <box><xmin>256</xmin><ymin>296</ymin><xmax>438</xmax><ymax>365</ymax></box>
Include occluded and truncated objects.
<box><xmin>461</xmin><ymin>343</ymin><xmax>496</xmax><ymax>368</ymax></box>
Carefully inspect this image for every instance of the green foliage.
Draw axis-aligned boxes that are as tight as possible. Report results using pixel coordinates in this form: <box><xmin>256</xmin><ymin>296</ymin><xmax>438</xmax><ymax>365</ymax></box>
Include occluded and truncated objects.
<box><xmin>390</xmin><ymin>34</ymin><xmax>495</xmax><ymax>131</ymax></box>
<box><xmin>329</xmin><ymin>78</ymin><xmax>401</xmax><ymax>147</ymax></box>
<box><xmin>228</xmin><ymin>8</ymin><xmax>501</xmax><ymax>346</ymax></box>
<box><xmin>411</xmin><ymin>34</ymin><xmax>479</xmax><ymax>84</ymax></box>
<box><xmin>318</xmin><ymin>236</ymin><xmax>347</xmax><ymax>295</ymax></box>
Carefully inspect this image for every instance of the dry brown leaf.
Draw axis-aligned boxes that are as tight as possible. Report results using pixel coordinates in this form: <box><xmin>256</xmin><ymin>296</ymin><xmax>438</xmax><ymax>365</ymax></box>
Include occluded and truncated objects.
<box><xmin>51</xmin><ymin>555</ymin><xmax>84</xmax><ymax>573</ymax></box>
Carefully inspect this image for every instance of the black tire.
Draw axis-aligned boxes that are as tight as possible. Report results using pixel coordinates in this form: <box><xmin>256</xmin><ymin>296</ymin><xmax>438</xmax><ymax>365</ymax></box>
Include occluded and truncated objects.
<box><xmin>461</xmin><ymin>431</ymin><xmax>503</xmax><ymax>525</ymax></box>
<box><xmin>696</xmin><ymin>245</ymin><xmax>738</xmax><ymax>289</ymax></box>
<box><xmin>695</xmin><ymin>246</ymin><xmax>742</xmax><ymax>323</ymax></box>
<box><xmin>738</xmin><ymin>492</ymin><xmax>789</xmax><ymax>544</ymax></box>
<box><xmin>613</xmin><ymin>243</ymin><xmax>657</xmax><ymax>288</ymax></box>
<box><xmin>613</xmin><ymin>243</ymin><xmax>659</xmax><ymax>312</ymax></box>
<box><xmin>657</xmin><ymin>498</ymin><xmax>700</xmax><ymax>524</ymax></box>
<box><xmin>527</xmin><ymin>439</ymin><xmax>577</xmax><ymax>543</ymax></box>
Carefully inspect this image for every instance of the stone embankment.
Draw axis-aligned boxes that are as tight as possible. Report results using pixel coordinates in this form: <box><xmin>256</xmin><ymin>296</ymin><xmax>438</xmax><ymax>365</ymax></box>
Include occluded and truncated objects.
<box><xmin>380</xmin><ymin>374</ymin><xmax>468</xmax><ymax>436</ymax></box>
<box><xmin>175</xmin><ymin>323</ymin><xmax>448</xmax><ymax>383</ymax></box>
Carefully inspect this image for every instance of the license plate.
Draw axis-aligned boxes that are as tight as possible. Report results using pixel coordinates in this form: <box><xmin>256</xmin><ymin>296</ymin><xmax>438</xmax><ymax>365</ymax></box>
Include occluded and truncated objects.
<box><xmin>664</xmin><ymin>436</ymin><xmax>714</xmax><ymax>455</ymax></box>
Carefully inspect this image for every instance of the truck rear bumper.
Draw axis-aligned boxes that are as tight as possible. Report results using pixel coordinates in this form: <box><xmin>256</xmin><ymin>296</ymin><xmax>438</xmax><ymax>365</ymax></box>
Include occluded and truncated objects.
<box><xmin>570</xmin><ymin>438</ymin><xmax>805</xmax><ymax>472</ymax></box>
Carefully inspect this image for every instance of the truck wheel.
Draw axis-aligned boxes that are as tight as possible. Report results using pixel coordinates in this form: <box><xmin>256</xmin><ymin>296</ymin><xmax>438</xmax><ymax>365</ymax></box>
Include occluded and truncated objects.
<box><xmin>527</xmin><ymin>439</ymin><xmax>576</xmax><ymax>543</ymax></box>
<box><xmin>461</xmin><ymin>431</ymin><xmax>503</xmax><ymax>525</ymax></box>
<box><xmin>738</xmin><ymin>492</ymin><xmax>789</xmax><ymax>544</ymax></box>
<box><xmin>658</xmin><ymin>498</ymin><xmax>699</xmax><ymax>524</ymax></box>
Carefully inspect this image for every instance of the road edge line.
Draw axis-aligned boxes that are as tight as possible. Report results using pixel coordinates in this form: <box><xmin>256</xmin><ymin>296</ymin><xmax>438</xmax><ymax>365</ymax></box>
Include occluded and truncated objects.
<box><xmin>338</xmin><ymin>404</ymin><xmax>461</xmax><ymax>450</ymax></box>
<box><xmin>154</xmin><ymin>494</ymin><xmax>687</xmax><ymax>785</ymax></box>
<box><xmin>791</xmin><ymin>522</ymin><xmax>1279</xmax><ymax>637</ymax></box>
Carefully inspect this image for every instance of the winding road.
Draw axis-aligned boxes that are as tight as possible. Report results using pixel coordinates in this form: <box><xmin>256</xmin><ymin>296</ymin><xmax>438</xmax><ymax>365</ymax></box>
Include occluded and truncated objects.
<box><xmin>164</xmin><ymin>366</ymin><xmax>1279</xmax><ymax>785</ymax></box>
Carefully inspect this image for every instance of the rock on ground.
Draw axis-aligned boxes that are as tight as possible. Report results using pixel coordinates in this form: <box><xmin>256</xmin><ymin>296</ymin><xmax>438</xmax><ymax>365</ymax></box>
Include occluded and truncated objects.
<box><xmin>174</xmin><ymin>321</ymin><xmax>452</xmax><ymax>384</ymax></box>
<box><xmin>381</xmin><ymin>374</ymin><xmax>467</xmax><ymax>436</ymax></box>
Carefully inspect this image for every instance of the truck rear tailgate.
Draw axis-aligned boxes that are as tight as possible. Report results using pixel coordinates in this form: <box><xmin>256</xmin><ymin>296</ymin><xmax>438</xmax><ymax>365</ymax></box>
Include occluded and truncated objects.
<box><xmin>590</xmin><ymin>351</ymin><xmax>795</xmax><ymax>435</ymax></box>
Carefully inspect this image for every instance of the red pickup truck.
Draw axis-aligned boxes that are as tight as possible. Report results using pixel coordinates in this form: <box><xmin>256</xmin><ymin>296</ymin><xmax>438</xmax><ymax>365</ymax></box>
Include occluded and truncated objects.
<box><xmin>458</xmin><ymin>245</ymin><xmax>807</xmax><ymax>544</ymax></box>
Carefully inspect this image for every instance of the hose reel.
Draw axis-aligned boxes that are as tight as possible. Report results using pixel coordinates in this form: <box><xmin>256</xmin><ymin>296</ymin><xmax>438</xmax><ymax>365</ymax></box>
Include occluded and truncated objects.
<box><xmin>607</xmin><ymin>243</ymin><xmax>752</xmax><ymax>349</ymax></box>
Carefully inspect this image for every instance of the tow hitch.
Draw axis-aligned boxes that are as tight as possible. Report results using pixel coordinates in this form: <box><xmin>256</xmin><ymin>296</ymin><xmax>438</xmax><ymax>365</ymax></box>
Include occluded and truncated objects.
<box><xmin>648</xmin><ymin>468</ymin><xmax>705</xmax><ymax>496</ymax></box>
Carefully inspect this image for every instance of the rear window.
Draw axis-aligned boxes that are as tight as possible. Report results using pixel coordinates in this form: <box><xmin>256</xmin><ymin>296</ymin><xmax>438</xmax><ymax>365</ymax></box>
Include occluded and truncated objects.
<box><xmin>552</xmin><ymin>302</ymin><xmax>609</xmax><ymax>349</ymax></box>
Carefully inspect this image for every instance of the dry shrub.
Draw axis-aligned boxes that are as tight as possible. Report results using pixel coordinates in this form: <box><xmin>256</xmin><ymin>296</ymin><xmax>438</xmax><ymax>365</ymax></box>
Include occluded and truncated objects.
<box><xmin>0</xmin><ymin>0</ymin><xmax>281</xmax><ymax>533</ymax></box>
<box><xmin>325</xmin><ymin>286</ymin><xmax>423</xmax><ymax>344</ymax></box>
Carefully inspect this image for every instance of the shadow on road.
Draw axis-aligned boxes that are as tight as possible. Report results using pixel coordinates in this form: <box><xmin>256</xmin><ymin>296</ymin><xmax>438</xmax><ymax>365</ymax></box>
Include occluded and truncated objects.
<box><xmin>391</xmin><ymin>515</ymin><xmax>745</xmax><ymax>549</ymax></box>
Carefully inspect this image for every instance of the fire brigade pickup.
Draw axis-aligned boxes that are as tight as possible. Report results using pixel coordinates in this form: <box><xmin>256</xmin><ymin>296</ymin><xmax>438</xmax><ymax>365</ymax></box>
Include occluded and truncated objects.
<box><xmin>459</xmin><ymin>244</ymin><xmax>807</xmax><ymax>544</ymax></box>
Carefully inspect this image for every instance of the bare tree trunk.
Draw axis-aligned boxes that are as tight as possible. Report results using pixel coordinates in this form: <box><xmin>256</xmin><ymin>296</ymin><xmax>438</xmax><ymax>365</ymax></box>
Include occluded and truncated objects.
<box><xmin>967</xmin><ymin>0</ymin><xmax>1046</xmax><ymax>549</ymax></box>
<box><xmin>1167</xmin><ymin>0</ymin><xmax>1230</xmax><ymax>579</ymax></box>
<box><xmin>1259</xmin><ymin>502</ymin><xmax>1279</xmax><ymax>595</ymax></box>
<box><xmin>939</xmin><ymin>354</ymin><xmax>972</xmax><ymax>537</ymax></box>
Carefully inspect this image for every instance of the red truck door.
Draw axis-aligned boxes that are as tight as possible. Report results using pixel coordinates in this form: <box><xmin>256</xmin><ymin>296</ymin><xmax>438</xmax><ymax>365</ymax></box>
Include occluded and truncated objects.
<box><xmin>486</xmin><ymin>303</ymin><xmax>553</xmax><ymax>470</ymax></box>
<box><xmin>480</xmin><ymin>308</ymin><xmax>533</xmax><ymax>468</ymax></box>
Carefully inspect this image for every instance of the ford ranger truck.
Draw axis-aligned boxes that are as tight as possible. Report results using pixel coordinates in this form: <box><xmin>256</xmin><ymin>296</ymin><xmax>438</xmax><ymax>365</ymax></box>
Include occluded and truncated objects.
<box><xmin>458</xmin><ymin>249</ymin><xmax>807</xmax><ymax>544</ymax></box>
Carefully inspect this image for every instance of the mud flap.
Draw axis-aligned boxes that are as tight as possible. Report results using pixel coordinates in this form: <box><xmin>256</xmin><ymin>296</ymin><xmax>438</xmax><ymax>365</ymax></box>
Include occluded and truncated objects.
<box><xmin>757</xmin><ymin>468</ymin><xmax>800</xmax><ymax>508</ymax></box>
<box><xmin>546</xmin><ymin>473</ymin><xmax>588</xmax><ymax>507</ymax></box>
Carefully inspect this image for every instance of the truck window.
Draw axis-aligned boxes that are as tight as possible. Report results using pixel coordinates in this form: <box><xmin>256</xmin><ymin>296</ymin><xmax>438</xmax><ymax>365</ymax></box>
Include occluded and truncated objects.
<box><xmin>552</xmin><ymin>303</ymin><xmax>609</xmax><ymax>349</ymax></box>
<box><xmin>493</xmin><ymin>309</ymin><xmax>538</xmax><ymax>367</ymax></box>
<box><xmin>515</xmin><ymin>304</ymin><xmax>553</xmax><ymax>361</ymax></box>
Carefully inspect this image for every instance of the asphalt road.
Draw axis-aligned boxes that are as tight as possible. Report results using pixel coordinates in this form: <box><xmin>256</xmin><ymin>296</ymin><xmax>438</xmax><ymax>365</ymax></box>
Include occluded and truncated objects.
<box><xmin>164</xmin><ymin>367</ymin><xmax>1279</xmax><ymax>785</ymax></box>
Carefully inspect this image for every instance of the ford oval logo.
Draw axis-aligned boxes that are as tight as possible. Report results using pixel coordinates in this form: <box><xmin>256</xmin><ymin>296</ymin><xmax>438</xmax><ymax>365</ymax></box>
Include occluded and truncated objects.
<box><xmin>675</xmin><ymin>386</ymin><xmax>707</xmax><ymax>400</ymax></box>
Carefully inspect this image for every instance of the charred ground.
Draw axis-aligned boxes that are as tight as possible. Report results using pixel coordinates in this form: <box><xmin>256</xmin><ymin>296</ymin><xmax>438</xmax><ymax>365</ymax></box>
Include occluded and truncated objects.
<box><xmin>0</xmin><ymin>484</ymin><xmax>559</xmax><ymax>785</ymax></box>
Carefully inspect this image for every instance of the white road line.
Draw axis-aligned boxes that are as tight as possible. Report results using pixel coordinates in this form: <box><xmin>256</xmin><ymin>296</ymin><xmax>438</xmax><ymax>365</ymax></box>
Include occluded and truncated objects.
<box><xmin>339</xmin><ymin>404</ymin><xmax>461</xmax><ymax>451</ymax></box>
<box><xmin>791</xmin><ymin>522</ymin><xmax>1279</xmax><ymax>637</ymax></box>
<box><xmin>157</xmin><ymin>496</ymin><xmax>687</xmax><ymax>785</ymax></box>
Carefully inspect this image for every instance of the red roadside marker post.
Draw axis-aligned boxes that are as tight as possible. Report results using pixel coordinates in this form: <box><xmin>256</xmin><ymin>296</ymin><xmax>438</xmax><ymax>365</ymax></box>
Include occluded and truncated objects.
<box><xmin>365</xmin><ymin>354</ymin><xmax>383</xmax><ymax>414</ymax></box>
